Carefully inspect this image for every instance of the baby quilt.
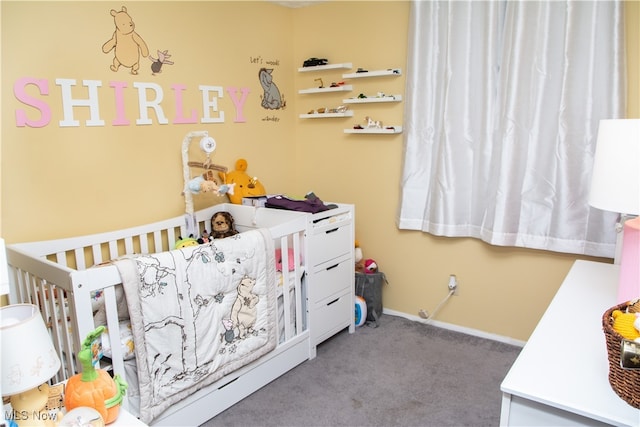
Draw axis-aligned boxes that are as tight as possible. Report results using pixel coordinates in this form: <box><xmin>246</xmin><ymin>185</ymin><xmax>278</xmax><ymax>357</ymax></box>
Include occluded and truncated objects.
<box><xmin>114</xmin><ymin>229</ymin><xmax>276</xmax><ymax>424</ymax></box>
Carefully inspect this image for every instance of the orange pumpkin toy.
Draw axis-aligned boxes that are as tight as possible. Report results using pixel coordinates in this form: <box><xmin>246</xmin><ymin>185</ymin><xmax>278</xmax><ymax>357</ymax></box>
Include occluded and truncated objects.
<box><xmin>64</xmin><ymin>326</ymin><xmax>127</xmax><ymax>424</ymax></box>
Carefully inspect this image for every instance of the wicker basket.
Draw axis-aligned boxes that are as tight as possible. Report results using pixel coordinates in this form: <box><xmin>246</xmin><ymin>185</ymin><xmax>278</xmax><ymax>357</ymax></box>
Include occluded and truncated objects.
<box><xmin>602</xmin><ymin>301</ymin><xmax>640</xmax><ymax>409</ymax></box>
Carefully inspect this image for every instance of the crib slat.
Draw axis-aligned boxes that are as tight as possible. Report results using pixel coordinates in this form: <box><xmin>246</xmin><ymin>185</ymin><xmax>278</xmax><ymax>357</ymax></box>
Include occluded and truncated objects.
<box><xmin>139</xmin><ymin>233</ymin><xmax>149</xmax><ymax>254</ymax></box>
<box><xmin>74</xmin><ymin>247</ymin><xmax>87</xmax><ymax>270</ymax></box>
<box><xmin>108</xmin><ymin>240</ymin><xmax>118</xmax><ymax>260</ymax></box>
<box><xmin>92</xmin><ymin>243</ymin><xmax>104</xmax><ymax>265</ymax></box>
<box><xmin>124</xmin><ymin>236</ymin><xmax>134</xmax><ymax>255</ymax></box>
<box><xmin>280</xmin><ymin>236</ymin><xmax>292</xmax><ymax>340</ymax></box>
<box><xmin>153</xmin><ymin>230</ymin><xmax>163</xmax><ymax>253</ymax></box>
<box><xmin>55</xmin><ymin>251</ymin><xmax>67</xmax><ymax>267</ymax></box>
<box><xmin>292</xmin><ymin>231</ymin><xmax>304</xmax><ymax>336</ymax></box>
<box><xmin>57</xmin><ymin>286</ymin><xmax>78</xmax><ymax>379</ymax></box>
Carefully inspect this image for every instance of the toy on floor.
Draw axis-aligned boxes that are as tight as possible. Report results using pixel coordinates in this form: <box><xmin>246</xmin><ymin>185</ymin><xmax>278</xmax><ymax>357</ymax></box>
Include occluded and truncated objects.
<box><xmin>219</xmin><ymin>159</ymin><xmax>266</xmax><ymax>204</ymax></box>
<box><xmin>211</xmin><ymin>212</ymin><xmax>239</xmax><ymax>239</ymax></box>
<box><xmin>355</xmin><ymin>296</ymin><xmax>367</xmax><ymax>327</ymax></box>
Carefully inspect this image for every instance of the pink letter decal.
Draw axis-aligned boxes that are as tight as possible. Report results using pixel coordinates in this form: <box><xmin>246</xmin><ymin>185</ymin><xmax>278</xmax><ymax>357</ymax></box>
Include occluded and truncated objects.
<box><xmin>110</xmin><ymin>81</ymin><xmax>130</xmax><ymax>126</ymax></box>
<box><xmin>226</xmin><ymin>87</ymin><xmax>250</xmax><ymax>123</ymax></box>
<box><xmin>171</xmin><ymin>84</ymin><xmax>197</xmax><ymax>124</ymax></box>
<box><xmin>14</xmin><ymin>77</ymin><xmax>51</xmax><ymax>128</ymax></box>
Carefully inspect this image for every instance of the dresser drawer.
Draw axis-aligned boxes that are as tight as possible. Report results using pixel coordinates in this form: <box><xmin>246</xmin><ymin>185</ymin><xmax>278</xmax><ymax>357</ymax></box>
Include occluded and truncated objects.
<box><xmin>312</xmin><ymin>255</ymin><xmax>352</xmax><ymax>303</ymax></box>
<box><xmin>311</xmin><ymin>292</ymin><xmax>352</xmax><ymax>344</ymax></box>
<box><xmin>307</xmin><ymin>222</ymin><xmax>352</xmax><ymax>266</ymax></box>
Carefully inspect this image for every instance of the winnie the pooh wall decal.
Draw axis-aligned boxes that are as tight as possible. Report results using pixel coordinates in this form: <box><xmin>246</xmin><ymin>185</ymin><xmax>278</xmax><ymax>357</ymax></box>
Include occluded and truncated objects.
<box><xmin>259</xmin><ymin>68</ymin><xmax>286</xmax><ymax>110</ymax></box>
<box><xmin>102</xmin><ymin>6</ymin><xmax>149</xmax><ymax>75</ymax></box>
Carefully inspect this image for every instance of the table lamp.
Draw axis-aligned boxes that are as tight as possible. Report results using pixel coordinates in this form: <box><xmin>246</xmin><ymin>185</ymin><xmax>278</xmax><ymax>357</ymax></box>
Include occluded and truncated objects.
<box><xmin>1</xmin><ymin>304</ymin><xmax>62</xmax><ymax>427</ymax></box>
<box><xmin>589</xmin><ymin>118</ymin><xmax>640</xmax><ymax>304</ymax></box>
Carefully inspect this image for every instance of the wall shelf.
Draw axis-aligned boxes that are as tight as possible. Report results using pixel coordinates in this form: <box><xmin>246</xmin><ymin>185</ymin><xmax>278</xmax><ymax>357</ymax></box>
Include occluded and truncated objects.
<box><xmin>342</xmin><ymin>68</ymin><xmax>402</xmax><ymax>79</ymax></box>
<box><xmin>298</xmin><ymin>85</ymin><xmax>353</xmax><ymax>94</ymax></box>
<box><xmin>344</xmin><ymin>126</ymin><xmax>403</xmax><ymax>134</ymax></box>
<box><xmin>343</xmin><ymin>95</ymin><xmax>402</xmax><ymax>104</ymax></box>
<box><xmin>300</xmin><ymin>111</ymin><xmax>354</xmax><ymax>119</ymax></box>
<box><xmin>298</xmin><ymin>63</ymin><xmax>353</xmax><ymax>72</ymax></box>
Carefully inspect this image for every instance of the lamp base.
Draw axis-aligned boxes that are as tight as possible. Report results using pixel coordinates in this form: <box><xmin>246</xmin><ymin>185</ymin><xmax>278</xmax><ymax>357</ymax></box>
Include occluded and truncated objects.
<box><xmin>618</xmin><ymin>216</ymin><xmax>640</xmax><ymax>304</ymax></box>
<box><xmin>9</xmin><ymin>383</ymin><xmax>60</xmax><ymax>427</ymax></box>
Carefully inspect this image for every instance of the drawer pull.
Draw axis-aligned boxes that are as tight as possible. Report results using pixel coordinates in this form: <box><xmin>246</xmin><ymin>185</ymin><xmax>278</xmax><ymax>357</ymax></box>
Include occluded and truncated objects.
<box><xmin>325</xmin><ymin>228</ymin><xmax>339</xmax><ymax>234</ymax></box>
<box><xmin>326</xmin><ymin>263</ymin><xmax>339</xmax><ymax>271</ymax></box>
<box><xmin>327</xmin><ymin>298</ymin><xmax>340</xmax><ymax>306</ymax></box>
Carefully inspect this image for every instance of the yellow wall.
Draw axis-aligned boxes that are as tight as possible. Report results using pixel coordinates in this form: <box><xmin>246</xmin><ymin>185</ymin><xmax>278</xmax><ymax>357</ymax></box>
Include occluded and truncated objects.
<box><xmin>1</xmin><ymin>1</ymin><xmax>638</xmax><ymax>340</ymax></box>
<box><xmin>1</xmin><ymin>1</ymin><xmax>297</xmax><ymax>241</ymax></box>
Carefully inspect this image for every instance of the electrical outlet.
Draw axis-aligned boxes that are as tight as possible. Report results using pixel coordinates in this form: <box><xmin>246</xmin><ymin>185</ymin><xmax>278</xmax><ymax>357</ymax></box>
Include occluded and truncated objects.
<box><xmin>448</xmin><ymin>274</ymin><xmax>458</xmax><ymax>295</ymax></box>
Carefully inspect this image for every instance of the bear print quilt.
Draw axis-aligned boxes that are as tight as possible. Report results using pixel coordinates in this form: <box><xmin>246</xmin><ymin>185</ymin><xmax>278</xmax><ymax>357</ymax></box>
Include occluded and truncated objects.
<box><xmin>114</xmin><ymin>229</ymin><xmax>276</xmax><ymax>424</ymax></box>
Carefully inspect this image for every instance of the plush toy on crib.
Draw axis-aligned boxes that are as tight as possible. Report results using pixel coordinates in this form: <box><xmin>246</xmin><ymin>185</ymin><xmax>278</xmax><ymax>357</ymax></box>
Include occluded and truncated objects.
<box><xmin>198</xmin><ymin>229</ymin><xmax>210</xmax><ymax>244</ymax></box>
<box><xmin>218</xmin><ymin>158</ymin><xmax>266</xmax><ymax>204</ymax></box>
<box><xmin>175</xmin><ymin>235</ymin><xmax>199</xmax><ymax>249</ymax></box>
<box><xmin>211</xmin><ymin>212</ymin><xmax>239</xmax><ymax>239</ymax></box>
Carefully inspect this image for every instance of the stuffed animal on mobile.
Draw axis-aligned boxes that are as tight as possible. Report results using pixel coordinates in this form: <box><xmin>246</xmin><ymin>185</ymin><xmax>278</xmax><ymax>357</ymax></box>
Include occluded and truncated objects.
<box><xmin>211</xmin><ymin>212</ymin><xmax>239</xmax><ymax>239</ymax></box>
<box><xmin>187</xmin><ymin>170</ymin><xmax>234</xmax><ymax>196</ymax></box>
<box><xmin>218</xmin><ymin>158</ymin><xmax>266</xmax><ymax>204</ymax></box>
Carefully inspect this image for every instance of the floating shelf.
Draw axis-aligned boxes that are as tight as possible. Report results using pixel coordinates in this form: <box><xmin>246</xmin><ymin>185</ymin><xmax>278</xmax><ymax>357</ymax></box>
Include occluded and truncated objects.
<box><xmin>344</xmin><ymin>126</ymin><xmax>403</xmax><ymax>134</ymax></box>
<box><xmin>298</xmin><ymin>63</ymin><xmax>353</xmax><ymax>72</ymax></box>
<box><xmin>300</xmin><ymin>111</ymin><xmax>354</xmax><ymax>119</ymax></box>
<box><xmin>342</xmin><ymin>68</ymin><xmax>402</xmax><ymax>79</ymax></box>
<box><xmin>298</xmin><ymin>85</ymin><xmax>353</xmax><ymax>94</ymax></box>
<box><xmin>343</xmin><ymin>95</ymin><xmax>402</xmax><ymax>104</ymax></box>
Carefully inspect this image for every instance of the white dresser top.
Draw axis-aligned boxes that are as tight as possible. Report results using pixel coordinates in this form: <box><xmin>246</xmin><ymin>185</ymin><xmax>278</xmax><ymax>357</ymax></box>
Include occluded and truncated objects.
<box><xmin>501</xmin><ymin>260</ymin><xmax>640</xmax><ymax>426</ymax></box>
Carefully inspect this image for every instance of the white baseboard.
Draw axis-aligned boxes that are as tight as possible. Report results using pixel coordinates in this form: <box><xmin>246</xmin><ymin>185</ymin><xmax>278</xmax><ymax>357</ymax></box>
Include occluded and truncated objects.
<box><xmin>383</xmin><ymin>308</ymin><xmax>526</xmax><ymax>348</ymax></box>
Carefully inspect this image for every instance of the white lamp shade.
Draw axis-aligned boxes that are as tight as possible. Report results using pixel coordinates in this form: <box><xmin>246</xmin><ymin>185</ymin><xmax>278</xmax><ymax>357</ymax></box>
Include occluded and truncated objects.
<box><xmin>589</xmin><ymin>119</ymin><xmax>640</xmax><ymax>215</ymax></box>
<box><xmin>1</xmin><ymin>304</ymin><xmax>61</xmax><ymax>396</ymax></box>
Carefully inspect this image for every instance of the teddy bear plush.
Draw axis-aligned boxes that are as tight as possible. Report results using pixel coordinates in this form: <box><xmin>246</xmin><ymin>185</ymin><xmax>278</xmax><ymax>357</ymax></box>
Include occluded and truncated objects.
<box><xmin>210</xmin><ymin>212</ymin><xmax>239</xmax><ymax>239</ymax></box>
<box><xmin>218</xmin><ymin>159</ymin><xmax>266</xmax><ymax>204</ymax></box>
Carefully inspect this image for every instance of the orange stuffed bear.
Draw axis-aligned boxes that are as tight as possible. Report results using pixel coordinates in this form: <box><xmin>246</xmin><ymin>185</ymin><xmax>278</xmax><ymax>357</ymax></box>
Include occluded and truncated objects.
<box><xmin>219</xmin><ymin>159</ymin><xmax>266</xmax><ymax>204</ymax></box>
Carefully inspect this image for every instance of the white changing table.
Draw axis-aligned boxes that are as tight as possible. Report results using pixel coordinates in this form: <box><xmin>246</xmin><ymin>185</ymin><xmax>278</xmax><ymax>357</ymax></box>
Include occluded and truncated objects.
<box><xmin>500</xmin><ymin>260</ymin><xmax>640</xmax><ymax>426</ymax></box>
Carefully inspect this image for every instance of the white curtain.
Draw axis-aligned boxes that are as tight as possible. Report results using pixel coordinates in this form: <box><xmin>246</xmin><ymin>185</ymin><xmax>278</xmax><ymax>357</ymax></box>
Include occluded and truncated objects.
<box><xmin>397</xmin><ymin>0</ymin><xmax>626</xmax><ymax>257</ymax></box>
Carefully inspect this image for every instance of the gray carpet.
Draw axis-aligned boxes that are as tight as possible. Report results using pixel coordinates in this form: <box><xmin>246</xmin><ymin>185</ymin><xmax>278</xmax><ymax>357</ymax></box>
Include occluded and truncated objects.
<box><xmin>202</xmin><ymin>314</ymin><xmax>522</xmax><ymax>427</ymax></box>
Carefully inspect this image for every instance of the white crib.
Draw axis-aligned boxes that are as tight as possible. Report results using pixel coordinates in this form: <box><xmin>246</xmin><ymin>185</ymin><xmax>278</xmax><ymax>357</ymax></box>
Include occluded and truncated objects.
<box><xmin>6</xmin><ymin>203</ymin><xmax>310</xmax><ymax>426</ymax></box>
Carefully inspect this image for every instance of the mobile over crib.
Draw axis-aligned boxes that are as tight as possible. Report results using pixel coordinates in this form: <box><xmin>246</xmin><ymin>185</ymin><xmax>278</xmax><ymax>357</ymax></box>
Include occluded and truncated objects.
<box><xmin>6</xmin><ymin>203</ymin><xmax>311</xmax><ymax>426</ymax></box>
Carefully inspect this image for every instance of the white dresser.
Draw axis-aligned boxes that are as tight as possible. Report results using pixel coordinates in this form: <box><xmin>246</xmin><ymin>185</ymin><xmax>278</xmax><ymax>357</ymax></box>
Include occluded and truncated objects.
<box><xmin>304</xmin><ymin>204</ymin><xmax>355</xmax><ymax>357</ymax></box>
<box><xmin>500</xmin><ymin>260</ymin><xmax>640</xmax><ymax>426</ymax></box>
